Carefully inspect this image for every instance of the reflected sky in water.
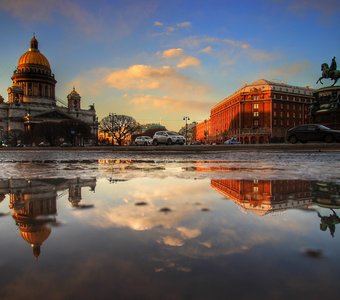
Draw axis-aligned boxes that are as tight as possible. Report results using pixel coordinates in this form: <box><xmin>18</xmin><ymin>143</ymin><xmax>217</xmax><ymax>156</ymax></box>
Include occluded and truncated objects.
<box><xmin>0</xmin><ymin>155</ymin><xmax>340</xmax><ymax>299</ymax></box>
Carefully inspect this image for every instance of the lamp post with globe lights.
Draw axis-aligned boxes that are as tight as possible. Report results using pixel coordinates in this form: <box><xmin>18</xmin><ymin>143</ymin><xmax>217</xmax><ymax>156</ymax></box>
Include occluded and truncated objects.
<box><xmin>183</xmin><ymin>116</ymin><xmax>190</xmax><ymax>145</ymax></box>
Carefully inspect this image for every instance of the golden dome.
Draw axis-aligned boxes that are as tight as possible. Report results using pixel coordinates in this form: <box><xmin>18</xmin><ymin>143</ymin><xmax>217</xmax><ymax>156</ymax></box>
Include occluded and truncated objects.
<box><xmin>17</xmin><ymin>36</ymin><xmax>51</xmax><ymax>69</ymax></box>
<box><xmin>20</xmin><ymin>225</ymin><xmax>51</xmax><ymax>246</ymax></box>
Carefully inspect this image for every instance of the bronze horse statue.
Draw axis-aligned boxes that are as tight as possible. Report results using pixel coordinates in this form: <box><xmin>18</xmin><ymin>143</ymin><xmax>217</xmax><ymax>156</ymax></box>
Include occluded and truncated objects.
<box><xmin>316</xmin><ymin>60</ymin><xmax>340</xmax><ymax>86</ymax></box>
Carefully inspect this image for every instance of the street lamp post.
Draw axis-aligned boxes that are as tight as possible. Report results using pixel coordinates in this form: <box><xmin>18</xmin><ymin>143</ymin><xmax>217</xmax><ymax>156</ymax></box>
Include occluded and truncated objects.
<box><xmin>109</xmin><ymin>113</ymin><xmax>116</xmax><ymax>146</ymax></box>
<box><xmin>0</xmin><ymin>128</ymin><xmax>3</xmax><ymax>145</ymax></box>
<box><xmin>183</xmin><ymin>116</ymin><xmax>190</xmax><ymax>145</ymax></box>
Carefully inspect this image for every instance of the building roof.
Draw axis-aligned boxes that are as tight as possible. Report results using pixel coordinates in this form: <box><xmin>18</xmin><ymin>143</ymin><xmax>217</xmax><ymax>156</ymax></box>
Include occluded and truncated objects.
<box><xmin>17</xmin><ymin>35</ymin><xmax>51</xmax><ymax>70</ymax></box>
<box><xmin>67</xmin><ymin>87</ymin><xmax>81</xmax><ymax>98</ymax></box>
<box><xmin>212</xmin><ymin>78</ymin><xmax>314</xmax><ymax>110</ymax></box>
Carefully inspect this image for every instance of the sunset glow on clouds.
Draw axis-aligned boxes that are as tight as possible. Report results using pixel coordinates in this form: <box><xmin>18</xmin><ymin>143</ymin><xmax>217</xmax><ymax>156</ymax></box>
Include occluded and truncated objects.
<box><xmin>161</xmin><ymin>48</ymin><xmax>184</xmax><ymax>58</ymax></box>
<box><xmin>0</xmin><ymin>0</ymin><xmax>339</xmax><ymax>129</ymax></box>
<box><xmin>177</xmin><ymin>56</ymin><xmax>201</xmax><ymax>69</ymax></box>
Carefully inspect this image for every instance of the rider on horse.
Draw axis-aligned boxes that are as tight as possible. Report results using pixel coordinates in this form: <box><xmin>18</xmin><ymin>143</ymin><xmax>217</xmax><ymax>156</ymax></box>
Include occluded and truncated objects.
<box><xmin>316</xmin><ymin>56</ymin><xmax>340</xmax><ymax>86</ymax></box>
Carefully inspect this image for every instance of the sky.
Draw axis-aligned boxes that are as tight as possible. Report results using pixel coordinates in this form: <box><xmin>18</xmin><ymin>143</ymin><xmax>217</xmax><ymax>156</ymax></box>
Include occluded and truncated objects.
<box><xmin>0</xmin><ymin>0</ymin><xmax>339</xmax><ymax>130</ymax></box>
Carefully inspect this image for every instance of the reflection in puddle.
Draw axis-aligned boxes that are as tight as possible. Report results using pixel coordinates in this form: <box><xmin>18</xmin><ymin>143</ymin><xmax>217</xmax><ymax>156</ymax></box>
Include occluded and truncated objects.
<box><xmin>212</xmin><ymin>179</ymin><xmax>340</xmax><ymax>207</ymax></box>
<box><xmin>212</xmin><ymin>179</ymin><xmax>340</xmax><ymax>237</ymax></box>
<box><xmin>211</xmin><ymin>179</ymin><xmax>313</xmax><ymax>215</ymax></box>
<box><xmin>0</xmin><ymin>178</ymin><xmax>95</xmax><ymax>257</ymax></box>
<box><xmin>0</xmin><ymin>175</ymin><xmax>340</xmax><ymax>299</ymax></box>
<box><xmin>1</xmin><ymin>178</ymin><xmax>339</xmax><ymax>257</ymax></box>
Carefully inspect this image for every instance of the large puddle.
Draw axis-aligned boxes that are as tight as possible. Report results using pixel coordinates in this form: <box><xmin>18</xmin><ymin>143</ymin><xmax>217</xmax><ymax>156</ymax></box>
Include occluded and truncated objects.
<box><xmin>0</xmin><ymin>151</ymin><xmax>340</xmax><ymax>299</ymax></box>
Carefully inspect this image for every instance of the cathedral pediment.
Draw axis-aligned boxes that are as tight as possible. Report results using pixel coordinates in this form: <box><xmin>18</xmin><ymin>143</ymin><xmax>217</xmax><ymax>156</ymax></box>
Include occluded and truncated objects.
<box><xmin>31</xmin><ymin>109</ymin><xmax>76</xmax><ymax>121</ymax></box>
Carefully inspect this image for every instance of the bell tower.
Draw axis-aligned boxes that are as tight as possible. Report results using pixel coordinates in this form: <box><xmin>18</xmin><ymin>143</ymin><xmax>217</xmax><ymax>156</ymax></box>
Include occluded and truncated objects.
<box><xmin>67</xmin><ymin>87</ymin><xmax>81</xmax><ymax>110</ymax></box>
<box><xmin>7</xmin><ymin>82</ymin><xmax>24</xmax><ymax>104</ymax></box>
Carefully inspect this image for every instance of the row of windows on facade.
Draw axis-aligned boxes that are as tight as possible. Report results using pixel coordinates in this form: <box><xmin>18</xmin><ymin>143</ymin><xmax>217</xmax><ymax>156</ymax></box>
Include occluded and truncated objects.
<box><xmin>217</xmin><ymin>103</ymin><xmax>307</xmax><ymax>115</ymax></box>
<box><xmin>251</xmin><ymin>95</ymin><xmax>312</xmax><ymax>101</ymax></box>
<box><xmin>262</xmin><ymin>112</ymin><xmax>307</xmax><ymax>120</ymax></box>
<box><xmin>15</xmin><ymin>67</ymin><xmax>53</xmax><ymax>77</ymax></box>
<box><xmin>215</xmin><ymin>95</ymin><xmax>311</xmax><ymax>112</ymax></box>
<box><xmin>252</xmin><ymin>102</ymin><xmax>307</xmax><ymax>110</ymax></box>
<box><xmin>213</xmin><ymin>109</ymin><xmax>308</xmax><ymax>120</ymax></box>
<box><xmin>251</xmin><ymin>119</ymin><xmax>302</xmax><ymax>127</ymax></box>
<box><xmin>252</xmin><ymin>110</ymin><xmax>307</xmax><ymax>118</ymax></box>
<box><xmin>272</xmin><ymin>86</ymin><xmax>312</xmax><ymax>95</ymax></box>
<box><xmin>272</xmin><ymin>119</ymin><xmax>307</xmax><ymax>127</ymax></box>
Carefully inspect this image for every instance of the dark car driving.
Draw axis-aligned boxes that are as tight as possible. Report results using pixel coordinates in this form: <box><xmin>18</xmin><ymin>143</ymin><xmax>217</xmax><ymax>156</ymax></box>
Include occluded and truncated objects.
<box><xmin>287</xmin><ymin>124</ymin><xmax>340</xmax><ymax>144</ymax></box>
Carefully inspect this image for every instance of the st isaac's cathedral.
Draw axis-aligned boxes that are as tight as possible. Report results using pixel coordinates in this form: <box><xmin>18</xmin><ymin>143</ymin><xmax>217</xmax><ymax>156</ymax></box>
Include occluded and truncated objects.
<box><xmin>0</xmin><ymin>36</ymin><xmax>98</xmax><ymax>146</ymax></box>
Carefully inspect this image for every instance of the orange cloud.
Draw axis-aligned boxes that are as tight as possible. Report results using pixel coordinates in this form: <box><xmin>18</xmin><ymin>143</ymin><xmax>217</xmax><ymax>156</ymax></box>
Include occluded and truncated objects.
<box><xmin>129</xmin><ymin>94</ymin><xmax>211</xmax><ymax>113</ymax></box>
<box><xmin>104</xmin><ymin>64</ymin><xmax>208</xmax><ymax>95</ymax></box>
<box><xmin>161</xmin><ymin>48</ymin><xmax>184</xmax><ymax>58</ymax></box>
<box><xmin>177</xmin><ymin>56</ymin><xmax>201</xmax><ymax>68</ymax></box>
<box><xmin>68</xmin><ymin>64</ymin><xmax>213</xmax><ymax>128</ymax></box>
<box><xmin>105</xmin><ymin>65</ymin><xmax>177</xmax><ymax>90</ymax></box>
<box><xmin>200</xmin><ymin>46</ymin><xmax>213</xmax><ymax>54</ymax></box>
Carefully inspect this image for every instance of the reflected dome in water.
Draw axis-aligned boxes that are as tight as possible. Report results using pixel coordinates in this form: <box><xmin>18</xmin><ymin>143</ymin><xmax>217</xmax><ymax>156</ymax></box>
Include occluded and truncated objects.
<box><xmin>17</xmin><ymin>219</ymin><xmax>51</xmax><ymax>258</ymax></box>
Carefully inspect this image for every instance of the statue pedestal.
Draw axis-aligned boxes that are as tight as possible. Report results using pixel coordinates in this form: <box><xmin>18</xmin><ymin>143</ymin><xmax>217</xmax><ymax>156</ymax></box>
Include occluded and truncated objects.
<box><xmin>310</xmin><ymin>85</ymin><xmax>340</xmax><ymax>129</ymax></box>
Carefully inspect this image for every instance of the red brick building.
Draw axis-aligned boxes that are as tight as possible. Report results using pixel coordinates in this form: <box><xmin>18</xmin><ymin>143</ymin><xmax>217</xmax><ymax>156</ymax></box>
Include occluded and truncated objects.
<box><xmin>192</xmin><ymin>119</ymin><xmax>210</xmax><ymax>144</ymax></box>
<box><xmin>211</xmin><ymin>179</ymin><xmax>312</xmax><ymax>215</ymax></box>
<box><xmin>195</xmin><ymin>79</ymin><xmax>314</xmax><ymax>143</ymax></box>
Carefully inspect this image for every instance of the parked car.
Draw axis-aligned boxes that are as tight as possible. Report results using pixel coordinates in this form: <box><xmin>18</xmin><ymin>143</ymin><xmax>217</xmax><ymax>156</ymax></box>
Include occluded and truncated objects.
<box><xmin>287</xmin><ymin>124</ymin><xmax>340</xmax><ymax>144</ymax></box>
<box><xmin>60</xmin><ymin>142</ymin><xmax>72</xmax><ymax>147</ymax></box>
<box><xmin>134</xmin><ymin>136</ymin><xmax>153</xmax><ymax>146</ymax></box>
<box><xmin>224</xmin><ymin>137</ymin><xmax>241</xmax><ymax>144</ymax></box>
<box><xmin>152</xmin><ymin>131</ymin><xmax>185</xmax><ymax>145</ymax></box>
<box><xmin>38</xmin><ymin>141</ymin><xmax>50</xmax><ymax>147</ymax></box>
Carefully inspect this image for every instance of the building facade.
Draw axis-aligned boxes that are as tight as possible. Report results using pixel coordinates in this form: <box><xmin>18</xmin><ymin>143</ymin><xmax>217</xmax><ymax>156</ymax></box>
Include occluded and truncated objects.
<box><xmin>192</xmin><ymin>119</ymin><xmax>210</xmax><ymax>144</ymax></box>
<box><xmin>0</xmin><ymin>36</ymin><xmax>98</xmax><ymax>146</ymax></box>
<box><xmin>195</xmin><ymin>79</ymin><xmax>314</xmax><ymax>144</ymax></box>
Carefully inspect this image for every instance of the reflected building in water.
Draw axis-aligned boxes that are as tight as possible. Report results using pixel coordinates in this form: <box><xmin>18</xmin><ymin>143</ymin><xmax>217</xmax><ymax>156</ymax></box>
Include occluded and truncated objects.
<box><xmin>0</xmin><ymin>178</ymin><xmax>96</xmax><ymax>257</ymax></box>
<box><xmin>211</xmin><ymin>179</ymin><xmax>313</xmax><ymax>216</ymax></box>
<box><xmin>211</xmin><ymin>179</ymin><xmax>340</xmax><ymax>236</ymax></box>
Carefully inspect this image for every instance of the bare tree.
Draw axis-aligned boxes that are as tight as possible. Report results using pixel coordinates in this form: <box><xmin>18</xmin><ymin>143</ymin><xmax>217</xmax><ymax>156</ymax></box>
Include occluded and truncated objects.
<box><xmin>99</xmin><ymin>114</ymin><xmax>140</xmax><ymax>145</ymax></box>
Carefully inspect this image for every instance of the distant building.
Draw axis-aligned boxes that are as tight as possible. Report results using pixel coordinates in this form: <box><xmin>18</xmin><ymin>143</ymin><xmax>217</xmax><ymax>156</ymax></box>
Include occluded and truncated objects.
<box><xmin>0</xmin><ymin>36</ymin><xmax>98</xmax><ymax>146</ymax></box>
<box><xmin>194</xmin><ymin>79</ymin><xmax>314</xmax><ymax>143</ymax></box>
<box><xmin>192</xmin><ymin>119</ymin><xmax>210</xmax><ymax>144</ymax></box>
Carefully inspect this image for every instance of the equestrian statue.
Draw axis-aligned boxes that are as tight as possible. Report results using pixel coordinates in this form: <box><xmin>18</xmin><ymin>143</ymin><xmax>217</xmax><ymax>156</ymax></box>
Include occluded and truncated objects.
<box><xmin>316</xmin><ymin>56</ymin><xmax>340</xmax><ymax>86</ymax></box>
